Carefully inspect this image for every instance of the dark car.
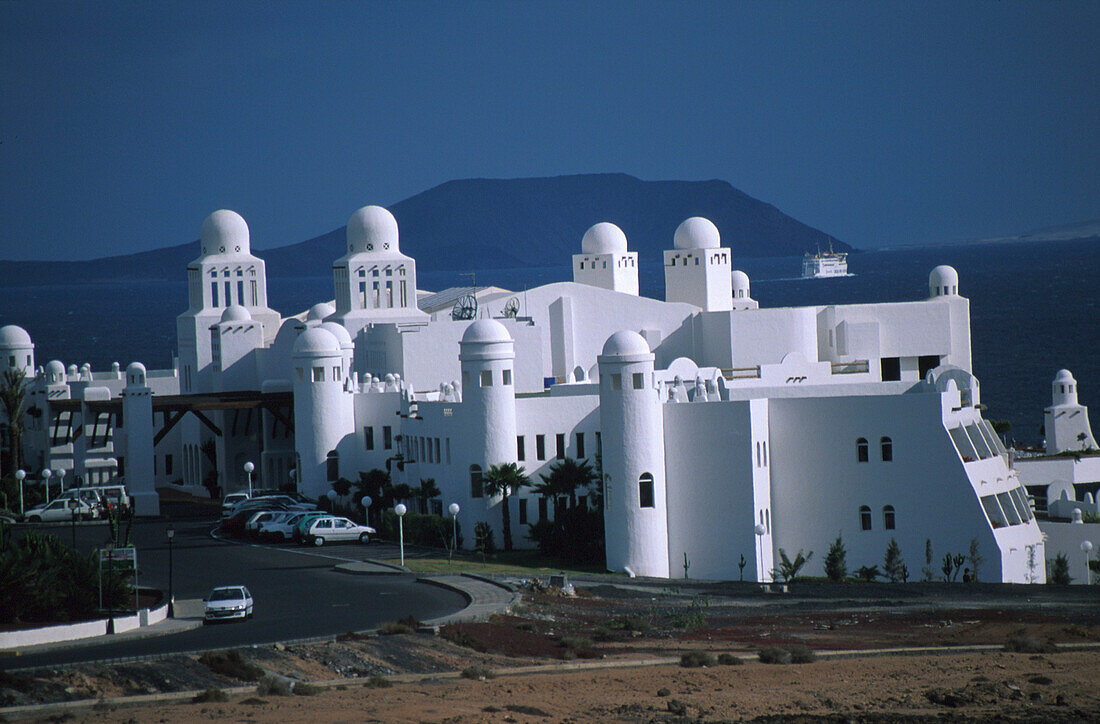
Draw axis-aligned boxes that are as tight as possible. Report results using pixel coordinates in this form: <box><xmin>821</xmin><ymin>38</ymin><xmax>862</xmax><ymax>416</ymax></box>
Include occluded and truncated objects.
<box><xmin>220</xmin><ymin>501</ymin><xmax>290</xmax><ymax>536</ymax></box>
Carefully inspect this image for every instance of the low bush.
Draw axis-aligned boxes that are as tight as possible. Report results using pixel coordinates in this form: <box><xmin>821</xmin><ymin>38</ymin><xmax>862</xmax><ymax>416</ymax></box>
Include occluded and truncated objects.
<box><xmin>680</xmin><ymin>651</ymin><xmax>716</xmax><ymax>668</ymax></box>
<box><xmin>199</xmin><ymin>650</ymin><xmax>264</xmax><ymax>682</ymax></box>
<box><xmin>758</xmin><ymin>646</ymin><xmax>792</xmax><ymax>665</ymax></box>
<box><xmin>606</xmin><ymin>614</ymin><xmax>651</xmax><ymax>632</ymax></box>
<box><xmin>559</xmin><ymin>635</ymin><xmax>594</xmax><ymax>650</ymax></box>
<box><xmin>293</xmin><ymin>682</ymin><xmax>322</xmax><ymax>696</ymax></box>
<box><xmin>191</xmin><ymin>689</ymin><xmax>229</xmax><ymax>703</ymax></box>
<box><xmin>788</xmin><ymin>644</ymin><xmax>817</xmax><ymax>663</ymax></box>
<box><xmin>461</xmin><ymin>665</ymin><xmax>495</xmax><ymax>680</ymax></box>
<box><xmin>256</xmin><ymin>675</ymin><xmax>292</xmax><ymax>697</ymax></box>
<box><xmin>379</xmin><ymin>620</ymin><xmax>416</xmax><ymax>635</ymax></box>
<box><xmin>1005</xmin><ymin>634</ymin><xmax>1058</xmax><ymax>653</ymax></box>
<box><xmin>717</xmin><ymin>653</ymin><xmax>743</xmax><ymax>666</ymax></box>
<box><xmin>364</xmin><ymin>675</ymin><xmax>392</xmax><ymax>689</ymax></box>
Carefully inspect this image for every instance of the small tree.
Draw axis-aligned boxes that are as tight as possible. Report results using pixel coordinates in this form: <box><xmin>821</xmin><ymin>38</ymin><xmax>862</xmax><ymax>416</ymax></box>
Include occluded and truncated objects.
<box><xmin>824</xmin><ymin>535</ymin><xmax>847</xmax><ymax>582</ymax></box>
<box><xmin>0</xmin><ymin>368</ymin><xmax>28</xmax><ymax>476</ymax></box>
<box><xmin>967</xmin><ymin>538</ymin><xmax>983</xmax><ymax>582</ymax></box>
<box><xmin>941</xmin><ymin>553</ymin><xmax>955</xmax><ymax>582</ymax></box>
<box><xmin>772</xmin><ymin>548</ymin><xmax>813</xmax><ymax>583</ymax></box>
<box><xmin>482</xmin><ymin>462</ymin><xmax>530</xmax><ymax>551</ymax></box>
<box><xmin>415</xmin><ymin>478</ymin><xmax>440</xmax><ymax>514</ymax></box>
<box><xmin>953</xmin><ymin>553</ymin><xmax>966</xmax><ymax>581</ymax></box>
<box><xmin>1048</xmin><ymin>553</ymin><xmax>1072</xmax><ymax>585</ymax></box>
<box><xmin>473</xmin><ymin>521</ymin><xmax>495</xmax><ymax>560</ymax></box>
<box><xmin>738</xmin><ymin>553</ymin><xmax>746</xmax><ymax>582</ymax></box>
<box><xmin>883</xmin><ymin>538</ymin><xmax>905</xmax><ymax>582</ymax></box>
<box><xmin>922</xmin><ymin>539</ymin><xmax>935</xmax><ymax>582</ymax></box>
<box><xmin>855</xmin><ymin>565</ymin><xmax>880</xmax><ymax>582</ymax></box>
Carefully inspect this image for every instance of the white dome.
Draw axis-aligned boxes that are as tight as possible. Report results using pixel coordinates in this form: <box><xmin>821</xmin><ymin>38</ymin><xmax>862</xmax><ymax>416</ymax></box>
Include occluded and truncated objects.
<box><xmin>929</xmin><ymin>265</ymin><xmax>959</xmax><ymax>295</ymax></box>
<box><xmin>674</xmin><ymin>217</ymin><xmax>721</xmax><ymax>250</ymax></box>
<box><xmin>347</xmin><ymin>205</ymin><xmax>399</xmax><ymax>254</ymax></box>
<box><xmin>0</xmin><ymin>324</ymin><xmax>32</xmax><ymax>348</ymax></box>
<box><xmin>45</xmin><ymin>360</ymin><xmax>66</xmax><ymax>381</ymax></box>
<box><xmin>461</xmin><ymin>318</ymin><xmax>512</xmax><ymax>345</ymax></box>
<box><xmin>1054</xmin><ymin>369</ymin><xmax>1075</xmax><ymax>383</ymax></box>
<box><xmin>731</xmin><ymin>269</ymin><xmax>750</xmax><ymax>291</ymax></box>
<box><xmin>601</xmin><ymin>330</ymin><xmax>651</xmax><ymax>357</ymax></box>
<box><xmin>319</xmin><ymin>322</ymin><xmax>353</xmax><ymax>348</ymax></box>
<box><xmin>306</xmin><ymin>302</ymin><xmax>335</xmax><ymax>321</ymax></box>
<box><xmin>581</xmin><ymin>222</ymin><xmax>628</xmax><ymax>255</ymax></box>
<box><xmin>293</xmin><ymin>327</ymin><xmax>341</xmax><ymax>356</ymax></box>
<box><xmin>220</xmin><ymin>305</ymin><xmax>251</xmax><ymax>323</ymax></box>
<box><xmin>200</xmin><ymin>209</ymin><xmax>250</xmax><ymax>256</ymax></box>
<box><xmin>127</xmin><ymin>362</ymin><xmax>147</xmax><ymax>377</ymax></box>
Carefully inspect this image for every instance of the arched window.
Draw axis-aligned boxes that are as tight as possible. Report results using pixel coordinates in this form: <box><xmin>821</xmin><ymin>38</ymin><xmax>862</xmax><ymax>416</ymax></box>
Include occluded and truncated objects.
<box><xmin>856</xmin><ymin>438</ymin><xmax>869</xmax><ymax>463</ymax></box>
<box><xmin>638</xmin><ymin>473</ymin><xmax>655</xmax><ymax>508</ymax></box>
<box><xmin>469</xmin><ymin>465</ymin><xmax>483</xmax><ymax>498</ymax></box>
<box><xmin>881</xmin><ymin>436</ymin><xmax>893</xmax><ymax>462</ymax></box>
<box><xmin>859</xmin><ymin>505</ymin><xmax>872</xmax><ymax>531</ymax></box>
<box><xmin>883</xmin><ymin>505</ymin><xmax>896</xmax><ymax>530</ymax></box>
<box><xmin>326</xmin><ymin>450</ymin><xmax>339</xmax><ymax>482</ymax></box>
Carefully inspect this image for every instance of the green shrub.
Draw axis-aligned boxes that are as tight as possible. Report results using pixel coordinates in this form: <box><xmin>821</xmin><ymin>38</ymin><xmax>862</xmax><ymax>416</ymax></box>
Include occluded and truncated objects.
<box><xmin>473</xmin><ymin>521</ymin><xmax>496</xmax><ymax>555</ymax></box>
<box><xmin>717</xmin><ymin>653</ymin><xmax>743</xmax><ymax>666</ymax></box>
<box><xmin>364</xmin><ymin>675</ymin><xmax>392</xmax><ymax>688</ymax></box>
<box><xmin>788</xmin><ymin>645</ymin><xmax>816</xmax><ymax>663</ymax></box>
<box><xmin>1048</xmin><ymin>554</ymin><xmax>1072</xmax><ymax>585</ymax></box>
<box><xmin>679</xmin><ymin>651</ymin><xmax>715</xmax><ymax>668</ymax></box>
<box><xmin>824</xmin><ymin>535</ymin><xmax>847</xmax><ymax>581</ymax></box>
<box><xmin>199</xmin><ymin>650</ymin><xmax>264</xmax><ymax>682</ymax></box>
<box><xmin>293</xmin><ymin>682</ymin><xmax>322</xmax><ymax>696</ymax></box>
<box><xmin>758</xmin><ymin>647</ymin><xmax>792</xmax><ymax>664</ymax></box>
<box><xmin>379</xmin><ymin>510</ymin><xmax>459</xmax><ymax>548</ymax></box>
<box><xmin>607</xmin><ymin>614</ymin><xmax>651</xmax><ymax>632</ymax></box>
<box><xmin>192</xmin><ymin>688</ymin><xmax>229</xmax><ymax>703</ymax></box>
<box><xmin>461</xmin><ymin>665</ymin><xmax>495</xmax><ymax>680</ymax></box>
<box><xmin>559</xmin><ymin>635</ymin><xmax>594</xmax><ymax>650</ymax></box>
<box><xmin>256</xmin><ymin>676</ymin><xmax>292</xmax><ymax>697</ymax></box>
<box><xmin>525</xmin><ymin>505</ymin><xmax>605</xmax><ymax>565</ymax></box>
<box><xmin>1005</xmin><ymin>634</ymin><xmax>1058</xmax><ymax>653</ymax></box>
<box><xmin>855</xmin><ymin>565</ymin><xmax>880</xmax><ymax>582</ymax></box>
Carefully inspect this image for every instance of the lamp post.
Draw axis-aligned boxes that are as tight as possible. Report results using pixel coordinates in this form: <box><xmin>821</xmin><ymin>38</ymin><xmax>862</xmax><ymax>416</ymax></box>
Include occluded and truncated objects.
<box><xmin>42</xmin><ymin>468</ymin><xmax>53</xmax><ymax>504</ymax></box>
<box><xmin>1082</xmin><ymin>540</ymin><xmax>1094</xmax><ymax>586</ymax></box>
<box><xmin>166</xmin><ymin>527</ymin><xmax>175</xmax><ymax>617</ymax></box>
<box><xmin>395</xmin><ymin>503</ymin><xmax>407</xmax><ymax>567</ymax></box>
<box><xmin>14</xmin><ymin>469</ymin><xmax>25</xmax><ymax>517</ymax></box>
<box><xmin>360</xmin><ymin>496</ymin><xmax>372</xmax><ymax>527</ymax></box>
<box><xmin>57</xmin><ymin>468</ymin><xmax>66</xmax><ymax>495</ymax></box>
<box><xmin>105</xmin><ymin>542</ymin><xmax>115</xmax><ymax>634</ymax></box>
<box><xmin>243</xmin><ymin>461</ymin><xmax>255</xmax><ymax>497</ymax></box>
<box><xmin>754</xmin><ymin>523</ymin><xmax>767</xmax><ymax>582</ymax></box>
<box><xmin>448</xmin><ymin>503</ymin><xmax>460</xmax><ymax>561</ymax></box>
<box><xmin>326</xmin><ymin>489</ymin><xmax>337</xmax><ymax>514</ymax></box>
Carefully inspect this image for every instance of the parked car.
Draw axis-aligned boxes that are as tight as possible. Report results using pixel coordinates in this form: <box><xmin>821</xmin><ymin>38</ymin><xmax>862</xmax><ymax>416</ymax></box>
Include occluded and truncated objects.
<box><xmin>258</xmin><ymin>511</ymin><xmax>317</xmax><ymax>541</ymax></box>
<box><xmin>301</xmin><ymin>516</ymin><xmax>376</xmax><ymax>546</ymax></box>
<box><xmin>292</xmin><ymin>510</ymin><xmax>334</xmax><ymax>541</ymax></box>
<box><xmin>244</xmin><ymin>510</ymin><xmax>286</xmax><ymax>537</ymax></box>
<box><xmin>203</xmin><ymin>585</ymin><xmax>254</xmax><ymax>623</ymax></box>
<box><xmin>221</xmin><ymin>502</ymin><xmax>291</xmax><ymax>536</ymax></box>
<box><xmin>54</xmin><ymin>487</ymin><xmax>106</xmax><ymax>513</ymax></box>
<box><xmin>23</xmin><ymin>498</ymin><xmax>98</xmax><ymax>522</ymax></box>
<box><xmin>220</xmin><ymin>492</ymin><xmax>251</xmax><ymax>516</ymax></box>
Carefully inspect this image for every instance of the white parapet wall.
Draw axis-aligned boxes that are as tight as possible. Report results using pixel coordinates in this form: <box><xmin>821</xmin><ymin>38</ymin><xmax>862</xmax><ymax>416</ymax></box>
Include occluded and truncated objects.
<box><xmin>0</xmin><ymin>604</ymin><xmax>167</xmax><ymax>650</ymax></box>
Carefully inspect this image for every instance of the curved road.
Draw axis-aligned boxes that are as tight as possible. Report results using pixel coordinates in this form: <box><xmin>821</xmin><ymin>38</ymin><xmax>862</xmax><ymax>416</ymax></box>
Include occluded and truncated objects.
<box><xmin>2</xmin><ymin>511</ymin><xmax>467</xmax><ymax>670</ymax></box>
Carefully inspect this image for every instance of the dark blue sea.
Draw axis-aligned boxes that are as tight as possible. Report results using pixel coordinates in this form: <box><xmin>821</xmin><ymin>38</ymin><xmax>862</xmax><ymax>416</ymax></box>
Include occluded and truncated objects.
<box><xmin>1</xmin><ymin>238</ymin><xmax>1096</xmax><ymax>446</ymax></box>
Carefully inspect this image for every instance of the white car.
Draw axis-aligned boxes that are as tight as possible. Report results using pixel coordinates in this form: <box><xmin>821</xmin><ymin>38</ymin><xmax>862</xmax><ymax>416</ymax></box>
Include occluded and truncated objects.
<box><xmin>203</xmin><ymin>585</ymin><xmax>254</xmax><ymax>623</ymax></box>
<box><xmin>301</xmin><ymin>516</ymin><xmax>376</xmax><ymax>546</ymax></box>
<box><xmin>221</xmin><ymin>492</ymin><xmax>251</xmax><ymax>516</ymax></box>
<box><xmin>24</xmin><ymin>498</ymin><xmax>98</xmax><ymax>522</ymax></box>
<box><xmin>257</xmin><ymin>511</ymin><xmax>314</xmax><ymax>541</ymax></box>
<box><xmin>244</xmin><ymin>510</ymin><xmax>286</xmax><ymax>536</ymax></box>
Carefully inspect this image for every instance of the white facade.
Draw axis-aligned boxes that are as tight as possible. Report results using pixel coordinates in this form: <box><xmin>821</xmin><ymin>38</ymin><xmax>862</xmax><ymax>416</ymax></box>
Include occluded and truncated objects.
<box><xmin>6</xmin><ymin>204</ymin><xmax>1059</xmax><ymax>584</ymax></box>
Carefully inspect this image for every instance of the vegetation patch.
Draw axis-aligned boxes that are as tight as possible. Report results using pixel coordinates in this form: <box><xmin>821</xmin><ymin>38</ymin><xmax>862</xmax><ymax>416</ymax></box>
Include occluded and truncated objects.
<box><xmin>717</xmin><ymin>653</ymin><xmax>743</xmax><ymax>666</ymax></box>
<box><xmin>505</xmin><ymin>703</ymin><xmax>551</xmax><ymax>717</ymax></box>
<box><xmin>256</xmin><ymin>675</ymin><xmax>292</xmax><ymax>697</ymax></box>
<box><xmin>191</xmin><ymin>688</ymin><xmax>229</xmax><ymax>703</ymax></box>
<box><xmin>680</xmin><ymin>651</ymin><xmax>716</xmax><ymax>668</ymax></box>
<box><xmin>1005</xmin><ymin>633</ymin><xmax>1058</xmax><ymax>653</ymax></box>
<box><xmin>758</xmin><ymin>646</ymin><xmax>793</xmax><ymax>664</ymax></box>
<box><xmin>293</xmin><ymin>682</ymin><xmax>322</xmax><ymax>696</ymax></box>
<box><xmin>461</xmin><ymin>665</ymin><xmax>496</xmax><ymax>680</ymax></box>
<box><xmin>198</xmin><ymin>650</ymin><xmax>264</xmax><ymax>682</ymax></box>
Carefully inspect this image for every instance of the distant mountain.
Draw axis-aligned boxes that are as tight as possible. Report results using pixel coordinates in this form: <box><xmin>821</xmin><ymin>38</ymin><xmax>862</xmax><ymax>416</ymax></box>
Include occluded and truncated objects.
<box><xmin>967</xmin><ymin>219</ymin><xmax>1100</xmax><ymax>245</ymax></box>
<box><xmin>0</xmin><ymin>174</ymin><xmax>850</xmax><ymax>287</ymax></box>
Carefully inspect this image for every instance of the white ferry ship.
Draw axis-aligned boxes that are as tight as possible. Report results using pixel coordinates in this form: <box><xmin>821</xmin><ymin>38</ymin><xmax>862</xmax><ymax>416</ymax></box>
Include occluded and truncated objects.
<box><xmin>801</xmin><ymin>246</ymin><xmax>848</xmax><ymax>278</ymax></box>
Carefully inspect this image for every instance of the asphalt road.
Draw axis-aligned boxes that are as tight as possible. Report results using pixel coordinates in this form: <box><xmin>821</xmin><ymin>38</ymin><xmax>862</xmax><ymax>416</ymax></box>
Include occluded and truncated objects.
<box><xmin>2</xmin><ymin>507</ymin><xmax>467</xmax><ymax>670</ymax></box>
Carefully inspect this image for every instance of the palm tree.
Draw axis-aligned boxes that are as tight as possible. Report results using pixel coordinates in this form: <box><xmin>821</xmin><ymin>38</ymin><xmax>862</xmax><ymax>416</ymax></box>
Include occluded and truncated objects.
<box><xmin>535</xmin><ymin>458</ymin><xmax>598</xmax><ymax>510</ymax></box>
<box><xmin>416</xmin><ymin>478</ymin><xmax>440</xmax><ymax>514</ymax></box>
<box><xmin>0</xmin><ymin>368</ymin><xmax>28</xmax><ymax>476</ymax></box>
<box><xmin>482</xmin><ymin>462</ymin><xmax>530</xmax><ymax>551</ymax></box>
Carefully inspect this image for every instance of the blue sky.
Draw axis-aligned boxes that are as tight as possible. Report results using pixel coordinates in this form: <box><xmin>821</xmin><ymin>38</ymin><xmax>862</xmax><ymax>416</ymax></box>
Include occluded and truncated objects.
<box><xmin>1</xmin><ymin>1</ymin><xmax>1097</xmax><ymax>260</ymax></box>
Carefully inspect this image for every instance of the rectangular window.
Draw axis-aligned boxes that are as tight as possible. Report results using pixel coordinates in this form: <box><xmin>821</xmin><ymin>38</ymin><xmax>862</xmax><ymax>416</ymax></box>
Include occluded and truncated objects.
<box><xmin>556</xmin><ymin>433</ymin><xmax>565</xmax><ymax>459</ymax></box>
<box><xmin>237</xmin><ymin>280</ymin><xmax>244</xmax><ymax>305</ymax></box>
<box><xmin>518</xmin><ymin>498</ymin><xmax>528</xmax><ymax>525</ymax></box>
<box><xmin>400</xmin><ymin>280</ymin><xmax>407</xmax><ymax>307</ymax></box>
<box><xmin>880</xmin><ymin>357</ymin><xmax>901</xmax><ymax>381</ymax></box>
<box><xmin>333</xmin><ymin>366</ymin><xmax>341</xmax><ymax>381</ymax></box>
<box><xmin>502</xmin><ymin>369</ymin><xmax>512</xmax><ymax>386</ymax></box>
<box><xmin>364</xmin><ymin>426</ymin><xmax>374</xmax><ymax>450</ymax></box>
<box><xmin>610</xmin><ymin>373</ymin><xmax>622</xmax><ymax>390</ymax></box>
<box><xmin>312</xmin><ymin>366</ymin><xmax>325</xmax><ymax>382</ymax></box>
<box><xmin>639</xmin><ymin>475</ymin><xmax>655</xmax><ymax>508</ymax></box>
<box><xmin>385</xmin><ymin>280</ymin><xmax>393</xmax><ymax>307</ymax></box>
<box><xmin>446</xmin><ymin>438</ymin><xmax>451</xmax><ymax>464</ymax></box>
<box><xmin>250</xmin><ymin>280</ymin><xmax>257</xmax><ymax>305</ymax></box>
<box><xmin>481</xmin><ymin>370</ymin><xmax>492</xmax><ymax>387</ymax></box>
<box><xmin>372</xmin><ymin>281</ymin><xmax>380</xmax><ymax>307</ymax></box>
<box><xmin>165</xmin><ymin>454</ymin><xmax>173</xmax><ymax>476</ymax></box>
<box><xmin>576</xmin><ymin>432</ymin><xmax>585</xmax><ymax>458</ymax></box>
<box><xmin>517</xmin><ymin>435</ymin><xmax>525</xmax><ymax>460</ymax></box>
<box><xmin>595</xmin><ymin>431</ymin><xmax>602</xmax><ymax>459</ymax></box>
<box><xmin>211</xmin><ymin>282</ymin><xmax>219</xmax><ymax>306</ymax></box>
<box><xmin>763</xmin><ymin>441</ymin><xmax>767</xmax><ymax>466</ymax></box>
<box><xmin>632</xmin><ymin>372</ymin><xmax>644</xmax><ymax>389</ymax></box>
<box><xmin>538</xmin><ymin>497</ymin><xmax>548</xmax><ymax>521</ymax></box>
<box><xmin>224</xmin><ymin>282</ymin><xmax>231</xmax><ymax>307</ymax></box>
<box><xmin>536</xmin><ymin>434</ymin><xmax>546</xmax><ymax>460</ymax></box>
<box><xmin>918</xmin><ymin>355</ymin><xmax>940</xmax><ymax>379</ymax></box>
<box><xmin>470</xmin><ymin>468</ymin><xmax>483</xmax><ymax>498</ymax></box>
<box><xmin>383</xmin><ymin>426</ymin><xmax>392</xmax><ymax>450</ymax></box>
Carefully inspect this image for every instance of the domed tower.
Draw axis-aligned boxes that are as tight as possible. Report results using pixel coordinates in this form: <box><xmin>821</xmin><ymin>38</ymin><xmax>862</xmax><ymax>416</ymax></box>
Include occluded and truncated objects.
<box><xmin>177</xmin><ymin>210</ymin><xmax>280</xmax><ymax>395</ymax></box>
<box><xmin>292</xmin><ymin>327</ymin><xmax>355</xmax><ymax>499</ymax></box>
<box><xmin>1045</xmin><ymin>369</ymin><xmax>1097</xmax><ymax>453</ymax></box>
<box><xmin>121</xmin><ymin>362</ymin><xmax>159</xmax><ymax>516</ymax></box>
<box><xmin>730</xmin><ymin>270</ymin><xmax>759</xmax><ymax>310</ymax></box>
<box><xmin>572</xmin><ymin>222</ymin><xmax>639</xmax><ymax>295</ymax></box>
<box><xmin>598</xmin><ymin>330</ymin><xmax>670</xmax><ymax>578</ymax></box>
<box><xmin>929</xmin><ymin>265</ymin><xmax>960</xmax><ymax>298</ymax></box>
<box><xmin>210</xmin><ymin>305</ymin><xmax>264</xmax><ymax>392</ymax></box>
<box><xmin>330</xmin><ymin>205</ymin><xmax>428</xmax><ymax>338</ymax></box>
<box><xmin>664</xmin><ymin>217</ymin><xmax>733</xmax><ymax>311</ymax></box>
<box><xmin>0</xmin><ymin>325</ymin><xmax>35</xmax><ymax>376</ymax></box>
<box><xmin>459</xmin><ymin>320</ymin><xmax>517</xmax><ymax>471</ymax></box>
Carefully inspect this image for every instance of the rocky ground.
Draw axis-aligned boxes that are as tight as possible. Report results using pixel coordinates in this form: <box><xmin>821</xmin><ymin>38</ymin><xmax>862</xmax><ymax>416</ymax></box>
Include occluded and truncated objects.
<box><xmin>2</xmin><ymin>581</ymin><xmax>1099</xmax><ymax>722</ymax></box>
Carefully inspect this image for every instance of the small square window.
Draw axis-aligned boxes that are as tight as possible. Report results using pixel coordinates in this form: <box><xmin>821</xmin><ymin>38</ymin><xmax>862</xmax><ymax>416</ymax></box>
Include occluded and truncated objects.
<box><xmin>502</xmin><ymin>369</ymin><xmax>512</xmax><ymax>385</ymax></box>
<box><xmin>632</xmin><ymin>372</ymin><xmax>644</xmax><ymax>389</ymax></box>
<box><xmin>536</xmin><ymin>434</ymin><xmax>546</xmax><ymax>460</ymax></box>
<box><xmin>312</xmin><ymin>367</ymin><xmax>325</xmax><ymax>382</ymax></box>
<box><xmin>480</xmin><ymin>370</ymin><xmax>492</xmax><ymax>387</ymax></box>
<box><xmin>611</xmin><ymin>374</ymin><xmax>622</xmax><ymax>390</ymax></box>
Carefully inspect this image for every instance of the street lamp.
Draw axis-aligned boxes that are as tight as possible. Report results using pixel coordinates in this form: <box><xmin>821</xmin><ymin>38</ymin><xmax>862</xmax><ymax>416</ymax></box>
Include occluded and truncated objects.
<box><xmin>1082</xmin><ymin>540</ymin><xmax>1094</xmax><ymax>586</ymax></box>
<box><xmin>166</xmin><ymin>527</ymin><xmax>175</xmax><ymax>617</ymax></box>
<box><xmin>448</xmin><ymin>503</ymin><xmax>460</xmax><ymax>561</ymax></box>
<box><xmin>754</xmin><ymin>523</ymin><xmax>767</xmax><ymax>583</ymax></box>
<box><xmin>395</xmin><ymin>503</ymin><xmax>407</xmax><ymax>567</ymax></box>
<box><xmin>14</xmin><ymin>469</ymin><xmax>25</xmax><ymax>517</ymax></box>
<box><xmin>243</xmin><ymin>461</ymin><xmax>255</xmax><ymax>496</ymax></box>
<box><xmin>42</xmin><ymin>468</ymin><xmax>53</xmax><ymax>503</ymax></box>
<box><xmin>360</xmin><ymin>496</ymin><xmax>372</xmax><ymax>526</ymax></box>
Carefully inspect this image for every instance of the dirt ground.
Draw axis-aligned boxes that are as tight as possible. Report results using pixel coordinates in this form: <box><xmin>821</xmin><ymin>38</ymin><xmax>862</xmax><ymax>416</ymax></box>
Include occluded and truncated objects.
<box><xmin>4</xmin><ymin>583</ymin><xmax>1100</xmax><ymax>722</ymax></box>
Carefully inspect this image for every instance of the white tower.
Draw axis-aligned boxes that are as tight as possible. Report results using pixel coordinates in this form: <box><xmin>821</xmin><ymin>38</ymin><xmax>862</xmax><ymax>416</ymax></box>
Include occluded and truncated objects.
<box><xmin>0</xmin><ymin>325</ymin><xmax>35</xmax><ymax>377</ymax></box>
<box><xmin>121</xmin><ymin>362</ymin><xmax>159</xmax><ymax>516</ymax></box>
<box><xmin>331</xmin><ymin>205</ymin><xmax>428</xmax><ymax>338</ymax></box>
<box><xmin>1045</xmin><ymin>369</ymin><xmax>1097</xmax><ymax>453</ymax></box>
<box><xmin>730</xmin><ymin>270</ymin><xmax>759</xmax><ymax>310</ymax></box>
<box><xmin>572</xmin><ymin>222</ymin><xmax>639</xmax><ymax>295</ymax></box>
<box><xmin>292</xmin><ymin>327</ymin><xmax>354</xmax><ymax>499</ymax></box>
<box><xmin>928</xmin><ymin>265</ymin><xmax>959</xmax><ymax>297</ymax></box>
<box><xmin>459</xmin><ymin>319</ymin><xmax>517</xmax><ymax>470</ymax></box>
<box><xmin>598</xmin><ymin>330</ymin><xmax>670</xmax><ymax>578</ymax></box>
<box><xmin>664</xmin><ymin>217</ymin><xmax>733</xmax><ymax>311</ymax></box>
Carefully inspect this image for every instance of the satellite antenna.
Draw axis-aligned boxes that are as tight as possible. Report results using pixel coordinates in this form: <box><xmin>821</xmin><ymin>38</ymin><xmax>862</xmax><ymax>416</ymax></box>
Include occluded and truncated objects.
<box><xmin>502</xmin><ymin>297</ymin><xmax>520</xmax><ymax>319</ymax></box>
<box><xmin>451</xmin><ymin>293</ymin><xmax>478</xmax><ymax>321</ymax></box>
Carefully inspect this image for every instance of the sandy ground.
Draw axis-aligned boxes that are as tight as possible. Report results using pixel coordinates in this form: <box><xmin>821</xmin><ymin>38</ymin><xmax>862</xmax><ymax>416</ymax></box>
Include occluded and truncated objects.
<box><xmin>68</xmin><ymin>650</ymin><xmax>1100</xmax><ymax>723</ymax></box>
